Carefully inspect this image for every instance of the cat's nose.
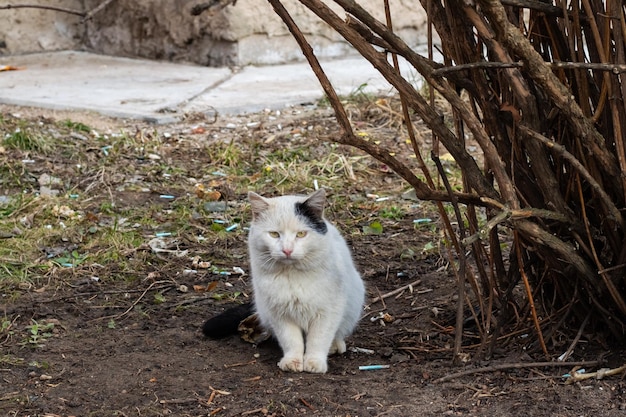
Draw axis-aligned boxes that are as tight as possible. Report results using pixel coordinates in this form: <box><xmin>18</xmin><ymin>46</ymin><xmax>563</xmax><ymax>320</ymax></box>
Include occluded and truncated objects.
<box><xmin>282</xmin><ymin>248</ymin><xmax>293</xmax><ymax>257</ymax></box>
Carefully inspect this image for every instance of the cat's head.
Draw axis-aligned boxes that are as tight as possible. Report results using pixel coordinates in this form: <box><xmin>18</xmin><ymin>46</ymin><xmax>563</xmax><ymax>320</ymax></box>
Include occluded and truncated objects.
<box><xmin>248</xmin><ymin>189</ymin><xmax>329</xmax><ymax>267</ymax></box>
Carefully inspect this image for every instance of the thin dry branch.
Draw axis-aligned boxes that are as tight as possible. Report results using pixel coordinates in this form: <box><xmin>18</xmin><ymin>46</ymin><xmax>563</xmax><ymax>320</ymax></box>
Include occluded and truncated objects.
<box><xmin>518</xmin><ymin>125</ymin><xmax>624</xmax><ymax>229</ymax></box>
<box><xmin>0</xmin><ymin>3</ymin><xmax>83</xmax><ymax>16</ymax></box>
<box><xmin>82</xmin><ymin>0</ymin><xmax>116</xmax><ymax>22</ymax></box>
<box><xmin>0</xmin><ymin>0</ymin><xmax>117</xmax><ymax>21</ymax></box>
<box><xmin>433</xmin><ymin>61</ymin><xmax>626</xmax><ymax>76</ymax></box>
<box><xmin>434</xmin><ymin>360</ymin><xmax>604</xmax><ymax>383</ymax></box>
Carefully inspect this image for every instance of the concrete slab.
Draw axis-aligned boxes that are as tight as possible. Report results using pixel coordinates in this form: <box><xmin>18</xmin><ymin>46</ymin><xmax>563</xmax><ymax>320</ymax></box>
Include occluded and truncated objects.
<box><xmin>0</xmin><ymin>51</ymin><xmax>232</xmax><ymax>123</ymax></box>
<box><xmin>183</xmin><ymin>57</ymin><xmax>418</xmax><ymax>115</ymax></box>
<box><xmin>0</xmin><ymin>50</ymin><xmax>422</xmax><ymax>122</ymax></box>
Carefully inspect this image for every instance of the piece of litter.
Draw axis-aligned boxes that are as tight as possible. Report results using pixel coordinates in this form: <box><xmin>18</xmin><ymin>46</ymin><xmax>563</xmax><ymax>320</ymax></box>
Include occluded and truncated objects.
<box><xmin>159</xmin><ymin>195</ymin><xmax>175</xmax><ymax>199</ymax></box>
<box><xmin>562</xmin><ymin>369</ymin><xmax>585</xmax><ymax>378</ymax></box>
<box><xmin>155</xmin><ymin>232</ymin><xmax>172</xmax><ymax>237</ymax></box>
<box><xmin>359</xmin><ymin>365</ymin><xmax>390</xmax><ymax>371</ymax></box>
<box><xmin>225</xmin><ymin>224</ymin><xmax>239</xmax><ymax>232</ymax></box>
<box><xmin>413</xmin><ymin>218</ymin><xmax>433</xmax><ymax>224</ymax></box>
<box><xmin>350</xmin><ymin>347</ymin><xmax>375</xmax><ymax>355</ymax></box>
<box><xmin>0</xmin><ymin>65</ymin><xmax>23</xmax><ymax>71</ymax></box>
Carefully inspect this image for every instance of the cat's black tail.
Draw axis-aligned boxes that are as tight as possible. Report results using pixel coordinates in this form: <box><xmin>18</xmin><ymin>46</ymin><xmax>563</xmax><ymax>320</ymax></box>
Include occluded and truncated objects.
<box><xmin>202</xmin><ymin>302</ymin><xmax>254</xmax><ymax>338</ymax></box>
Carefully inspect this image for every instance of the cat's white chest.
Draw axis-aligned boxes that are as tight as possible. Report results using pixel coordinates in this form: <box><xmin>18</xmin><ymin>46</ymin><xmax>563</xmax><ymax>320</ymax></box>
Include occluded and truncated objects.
<box><xmin>256</xmin><ymin>269</ymin><xmax>340</xmax><ymax>320</ymax></box>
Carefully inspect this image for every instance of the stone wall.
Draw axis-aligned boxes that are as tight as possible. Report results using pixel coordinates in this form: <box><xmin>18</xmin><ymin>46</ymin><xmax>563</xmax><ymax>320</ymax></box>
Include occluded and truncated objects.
<box><xmin>1</xmin><ymin>0</ymin><xmax>428</xmax><ymax>66</ymax></box>
<box><xmin>0</xmin><ymin>0</ymin><xmax>84</xmax><ymax>55</ymax></box>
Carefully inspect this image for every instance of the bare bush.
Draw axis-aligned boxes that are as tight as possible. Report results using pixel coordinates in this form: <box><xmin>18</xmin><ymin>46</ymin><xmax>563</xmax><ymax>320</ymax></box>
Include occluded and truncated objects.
<box><xmin>267</xmin><ymin>0</ymin><xmax>626</xmax><ymax>361</ymax></box>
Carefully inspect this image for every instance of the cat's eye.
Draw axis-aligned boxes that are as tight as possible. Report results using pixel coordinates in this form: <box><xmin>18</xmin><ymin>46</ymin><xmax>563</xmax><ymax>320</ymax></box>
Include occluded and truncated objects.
<box><xmin>269</xmin><ymin>231</ymin><xmax>280</xmax><ymax>238</ymax></box>
<box><xmin>296</xmin><ymin>231</ymin><xmax>307</xmax><ymax>238</ymax></box>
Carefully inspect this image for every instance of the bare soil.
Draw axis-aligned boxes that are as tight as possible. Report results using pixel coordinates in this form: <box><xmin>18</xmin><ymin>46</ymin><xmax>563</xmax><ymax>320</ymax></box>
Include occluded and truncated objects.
<box><xmin>1</xmin><ymin>103</ymin><xmax>625</xmax><ymax>417</ymax></box>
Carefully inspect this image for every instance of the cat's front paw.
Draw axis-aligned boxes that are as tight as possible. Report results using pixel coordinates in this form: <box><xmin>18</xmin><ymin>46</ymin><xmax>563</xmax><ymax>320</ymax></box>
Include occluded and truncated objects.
<box><xmin>303</xmin><ymin>355</ymin><xmax>328</xmax><ymax>373</ymax></box>
<box><xmin>278</xmin><ymin>356</ymin><xmax>304</xmax><ymax>372</ymax></box>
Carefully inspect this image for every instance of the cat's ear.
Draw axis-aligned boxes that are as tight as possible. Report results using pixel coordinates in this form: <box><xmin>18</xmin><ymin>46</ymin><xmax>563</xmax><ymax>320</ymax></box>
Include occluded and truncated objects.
<box><xmin>303</xmin><ymin>189</ymin><xmax>326</xmax><ymax>217</ymax></box>
<box><xmin>248</xmin><ymin>192</ymin><xmax>270</xmax><ymax>220</ymax></box>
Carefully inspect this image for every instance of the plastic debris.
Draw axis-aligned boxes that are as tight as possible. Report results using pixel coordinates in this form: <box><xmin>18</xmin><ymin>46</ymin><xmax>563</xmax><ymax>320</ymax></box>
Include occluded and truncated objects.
<box><xmin>562</xmin><ymin>369</ymin><xmax>585</xmax><ymax>378</ymax></box>
<box><xmin>359</xmin><ymin>365</ymin><xmax>390</xmax><ymax>371</ymax></box>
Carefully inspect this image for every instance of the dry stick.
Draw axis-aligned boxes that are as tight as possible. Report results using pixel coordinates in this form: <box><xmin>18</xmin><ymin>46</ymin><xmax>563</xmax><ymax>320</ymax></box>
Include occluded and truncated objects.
<box><xmin>433</xmin><ymin>61</ymin><xmax>626</xmax><ymax>75</ymax></box>
<box><xmin>499</xmin><ymin>0</ymin><xmax>564</xmax><ymax>16</ymax></box>
<box><xmin>93</xmin><ymin>280</ymin><xmax>176</xmax><ymax>322</ymax></box>
<box><xmin>0</xmin><ymin>3</ymin><xmax>84</xmax><ymax>16</ymax></box>
<box><xmin>575</xmin><ymin>174</ymin><xmax>626</xmax><ymax>316</ymax></box>
<box><xmin>432</xmin><ymin>153</ymin><xmax>469</xmax><ymax>365</ymax></box>
<box><xmin>81</xmin><ymin>0</ymin><xmax>117</xmax><ymax>22</ymax></box>
<box><xmin>514</xmin><ymin>231</ymin><xmax>549</xmax><ymax>359</ymax></box>
<box><xmin>434</xmin><ymin>360</ymin><xmax>603</xmax><ymax>383</ymax></box>
<box><xmin>565</xmin><ymin>363</ymin><xmax>626</xmax><ymax>384</ymax></box>
<box><xmin>462</xmin><ymin>207</ymin><xmax>570</xmax><ymax>246</ymax></box>
<box><xmin>559</xmin><ymin>312</ymin><xmax>590</xmax><ymax>362</ymax></box>
<box><xmin>369</xmin><ymin>279</ymin><xmax>421</xmax><ymax>304</ymax></box>
<box><xmin>518</xmin><ymin>125</ymin><xmax>624</xmax><ymax>229</ymax></box>
<box><xmin>0</xmin><ymin>1</ymin><xmax>118</xmax><ymax>22</ymax></box>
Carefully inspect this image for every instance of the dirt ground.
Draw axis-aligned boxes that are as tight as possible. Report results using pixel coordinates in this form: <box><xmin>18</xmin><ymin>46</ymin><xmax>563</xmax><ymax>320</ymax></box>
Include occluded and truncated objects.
<box><xmin>1</xmin><ymin>102</ymin><xmax>625</xmax><ymax>417</ymax></box>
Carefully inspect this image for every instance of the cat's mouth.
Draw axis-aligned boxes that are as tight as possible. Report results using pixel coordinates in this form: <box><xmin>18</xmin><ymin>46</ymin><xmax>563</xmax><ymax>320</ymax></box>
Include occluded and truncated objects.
<box><xmin>278</xmin><ymin>256</ymin><xmax>298</xmax><ymax>263</ymax></box>
<box><xmin>274</xmin><ymin>254</ymin><xmax>302</xmax><ymax>265</ymax></box>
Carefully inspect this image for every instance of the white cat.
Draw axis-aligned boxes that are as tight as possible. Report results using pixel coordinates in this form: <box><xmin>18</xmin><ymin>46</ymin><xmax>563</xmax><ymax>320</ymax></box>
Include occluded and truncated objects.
<box><xmin>248</xmin><ymin>189</ymin><xmax>365</xmax><ymax>374</ymax></box>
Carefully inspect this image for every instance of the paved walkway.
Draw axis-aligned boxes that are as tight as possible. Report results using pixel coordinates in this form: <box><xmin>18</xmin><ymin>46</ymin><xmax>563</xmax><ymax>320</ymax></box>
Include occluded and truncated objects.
<box><xmin>0</xmin><ymin>50</ymin><xmax>419</xmax><ymax>123</ymax></box>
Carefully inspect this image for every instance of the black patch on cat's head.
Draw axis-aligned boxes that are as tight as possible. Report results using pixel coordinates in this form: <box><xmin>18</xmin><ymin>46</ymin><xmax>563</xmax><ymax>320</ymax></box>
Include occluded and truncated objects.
<box><xmin>295</xmin><ymin>190</ymin><xmax>328</xmax><ymax>234</ymax></box>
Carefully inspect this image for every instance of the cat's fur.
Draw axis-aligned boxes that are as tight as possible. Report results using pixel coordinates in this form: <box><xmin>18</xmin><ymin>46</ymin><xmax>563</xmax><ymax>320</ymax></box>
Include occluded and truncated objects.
<box><xmin>247</xmin><ymin>189</ymin><xmax>365</xmax><ymax>373</ymax></box>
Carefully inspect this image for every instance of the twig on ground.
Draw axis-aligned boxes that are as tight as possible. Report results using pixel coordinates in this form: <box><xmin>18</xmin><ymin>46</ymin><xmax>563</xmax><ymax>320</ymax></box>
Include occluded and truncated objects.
<box><xmin>434</xmin><ymin>360</ymin><xmax>603</xmax><ymax>383</ymax></box>
<box><xmin>369</xmin><ymin>279</ymin><xmax>422</xmax><ymax>304</ymax></box>
<box><xmin>223</xmin><ymin>359</ymin><xmax>256</xmax><ymax>368</ymax></box>
<box><xmin>558</xmin><ymin>312</ymin><xmax>590</xmax><ymax>362</ymax></box>
<box><xmin>564</xmin><ymin>364</ymin><xmax>626</xmax><ymax>384</ymax></box>
<box><xmin>91</xmin><ymin>280</ymin><xmax>176</xmax><ymax>322</ymax></box>
<box><xmin>241</xmin><ymin>408</ymin><xmax>268</xmax><ymax>416</ymax></box>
